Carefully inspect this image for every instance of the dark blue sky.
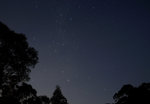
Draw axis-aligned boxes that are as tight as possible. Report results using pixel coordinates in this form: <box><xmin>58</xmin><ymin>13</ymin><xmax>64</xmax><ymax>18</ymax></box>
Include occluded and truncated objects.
<box><xmin>1</xmin><ymin>0</ymin><xmax>150</xmax><ymax>104</ymax></box>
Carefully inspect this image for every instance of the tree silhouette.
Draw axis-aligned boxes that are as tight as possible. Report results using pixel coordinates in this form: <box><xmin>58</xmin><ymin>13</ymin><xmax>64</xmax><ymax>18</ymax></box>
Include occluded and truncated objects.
<box><xmin>0</xmin><ymin>96</ymin><xmax>20</xmax><ymax>104</ymax></box>
<box><xmin>15</xmin><ymin>82</ymin><xmax>37</xmax><ymax>104</ymax></box>
<box><xmin>0</xmin><ymin>21</ymin><xmax>70</xmax><ymax>104</ymax></box>
<box><xmin>39</xmin><ymin>96</ymin><xmax>50</xmax><ymax>104</ymax></box>
<box><xmin>50</xmin><ymin>86</ymin><xmax>68</xmax><ymax>104</ymax></box>
<box><xmin>113</xmin><ymin>83</ymin><xmax>150</xmax><ymax>104</ymax></box>
<box><xmin>0</xmin><ymin>21</ymin><xmax>38</xmax><ymax>103</ymax></box>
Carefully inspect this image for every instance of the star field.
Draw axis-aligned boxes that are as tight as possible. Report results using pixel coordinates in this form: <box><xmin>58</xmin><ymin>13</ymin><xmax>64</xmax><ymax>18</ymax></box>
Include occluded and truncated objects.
<box><xmin>0</xmin><ymin>0</ymin><xmax>150</xmax><ymax>104</ymax></box>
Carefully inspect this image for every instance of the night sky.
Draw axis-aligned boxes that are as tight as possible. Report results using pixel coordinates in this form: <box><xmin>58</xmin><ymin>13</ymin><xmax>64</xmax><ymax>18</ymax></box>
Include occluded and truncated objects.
<box><xmin>1</xmin><ymin>0</ymin><xmax>150</xmax><ymax>104</ymax></box>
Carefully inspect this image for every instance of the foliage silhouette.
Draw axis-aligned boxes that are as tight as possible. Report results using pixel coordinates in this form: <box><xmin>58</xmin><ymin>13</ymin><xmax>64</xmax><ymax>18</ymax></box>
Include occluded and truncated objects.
<box><xmin>113</xmin><ymin>83</ymin><xmax>150</xmax><ymax>104</ymax></box>
<box><xmin>39</xmin><ymin>96</ymin><xmax>50</xmax><ymax>104</ymax></box>
<box><xmin>0</xmin><ymin>96</ymin><xmax>20</xmax><ymax>104</ymax></box>
<box><xmin>0</xmin><ymin>21</ymin><xmax>69</xmax><ymax>104</ymax></box>
<box><xmin>15</xmin><ymin>83</ymin><xmax>37</xmax><ymax>104</ymax></box>
<box><xmin>50</xmin><ymin>86</ymin><xmax>68</xmax><ymax>104</ymax></box>
<box><xmin>0</xmin><ymin>21</ymin><xmax>38</xmax><ymax>103</ymax></box>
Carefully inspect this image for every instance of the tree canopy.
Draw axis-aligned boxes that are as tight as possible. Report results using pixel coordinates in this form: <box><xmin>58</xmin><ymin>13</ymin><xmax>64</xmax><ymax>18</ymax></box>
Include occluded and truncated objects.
<box><xmin>0</xmin><ymin>21</ymin><xmax>69</xmax><ymax>104</ymax></box>
<box><xmin>113</xmin><ymin>83</ymin><xmax>150</xmax><ymax>104</ymax></box>
<box><xmin>0</xmin><ymin>21</ymin><xmax>39</xmax><ymax>104</ymax></box>
<box><xmin>50</xmin><ymin>86</ymin><xmax>68</xmax><ymax>104</ymax></box>
<box><xmin>0</xmin><ymin>21</ymin><xmax>38</xmax><ymax>97</ymax></box>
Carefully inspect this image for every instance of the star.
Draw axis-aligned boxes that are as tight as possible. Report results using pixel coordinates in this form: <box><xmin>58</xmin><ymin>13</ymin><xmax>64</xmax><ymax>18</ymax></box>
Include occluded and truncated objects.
<box><xmin>34</xmin><ymin>0</ymin><xmax>39</xmax><ymax>9</ymax></box>
<box><xmin>61</xmin><ymin>70</ymin><xmax>65</xmax><ymax>73</ymax></box>
<box><xmin>69</xmin><ymin>17</ymin><xmax>73</xmax><ymax>21</ymax></box>
<box><xmin>32</xmin><ymin>36</ymin><xmax>36</xmax><ymax>41</ymax></box>
<box><xmin>91</xmin><ymin>6</ymin><xmax>96</xmax><ymax>9</ymax></box>
<box><xmin>61</xmin><ymin>43</ymin><xmax>65</xmax><ymax>46</ymax></box>
<box><xmin>78</xmin><ymin>5</ymin><xmax>81</xmax><ymax>9</ymax></box>
<box><xmin>59</xmin><ymin>13</ymin><xmax>64</xmax><ymax>17</ymax></box>
<box><xmin>66</xmin><ymin>79</ymin><xmax>71</xmax><ymax>83</ymax></box>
